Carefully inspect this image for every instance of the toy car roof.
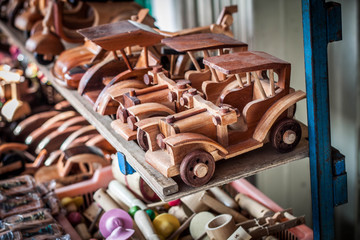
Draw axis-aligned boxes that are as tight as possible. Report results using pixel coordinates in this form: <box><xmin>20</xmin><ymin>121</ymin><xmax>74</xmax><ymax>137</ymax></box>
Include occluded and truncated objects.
<box><xmin>77</xmin><ymin>20</ymin><xmax>164</xmax><ymax>51</ymax></box>
<box><xmin>161</xmin><ymin>33</ymin><xmax>247</xmax><ymax>52</ymax></box>
<box><xmin>203</xmin><ymin>51</ymin><xmax>290</xmax><ymax>74</ymax></box>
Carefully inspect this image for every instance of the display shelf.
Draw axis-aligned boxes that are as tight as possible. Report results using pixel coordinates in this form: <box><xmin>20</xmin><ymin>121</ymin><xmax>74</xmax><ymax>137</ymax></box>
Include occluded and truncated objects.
<box><xmin>0</xmin><ymin>21</ymin><xmax>309</xmax><ymax>201</ymax></box>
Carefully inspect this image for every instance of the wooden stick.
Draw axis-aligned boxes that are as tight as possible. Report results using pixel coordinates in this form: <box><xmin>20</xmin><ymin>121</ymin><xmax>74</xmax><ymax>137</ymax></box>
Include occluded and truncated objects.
<box><xmin>246</xmin><ymin>72</ymin><xmax>251</xmax><ymax>85</ymax></box>
<box><xmin>235</xmin><ymin>74</ymin><xmax>244</xmax><ymax>88</ymax></box>
<box><xmin>269</xmin><ymin>69</ymin><xmax>275</xmax><ymax>96</ymax></box>
<box><xmin>187</xmin><ymin>51</ymin><xmax>201</xmax><ymax>72</ymax></box>
<box><xmin>120</xmin><ymin>49</ymin><xmax>133</xmax><ymax>71</ymax></box>
<box><xmin>209</xmin><ymin>67</ymin><xmax>220</xmax><ymax>82</ymax></box>
<box><xmin>202</xmin><ymin>50</ymin><xmax>210</xmax><ymax>70</ymax></box>
<box><xmin>112</xmin><ymin>51</ymin><xmax>120</xmax><ymax>61</ymax></box>
<box><xmin>170</xmin><ymin>55</ymin><xmax>175</xmax><ymax>76</ymax></box>
<box><xmin>251</xmin><ymin>72</ymin><xmax>267</xmax><ymax>99</ymax></box>
<box><xmin>144</xmin><ymin>46</ymin><xmax>149</xmax><ymax>68</ymax></box>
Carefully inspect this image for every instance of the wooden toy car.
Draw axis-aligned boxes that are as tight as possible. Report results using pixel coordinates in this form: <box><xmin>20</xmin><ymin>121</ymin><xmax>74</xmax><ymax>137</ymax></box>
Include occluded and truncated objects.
<box><xmin>110</xmin><ymin>33</ymin><xmax>248</xmax><ymax>143</ymax></box>
<box><xmin>51</xmin><ymin>9</ymin><xmax>153</xmax><ymax>89</ymax></box>
<box><xmin>137</xmin><ymin>51</ymin><xmax>306</xmax><ymax>187</ymax></box>
<box><xmin>34</xmin><ymin>145</ymin><xmax>109</xmax><ymax>187</ymax></box>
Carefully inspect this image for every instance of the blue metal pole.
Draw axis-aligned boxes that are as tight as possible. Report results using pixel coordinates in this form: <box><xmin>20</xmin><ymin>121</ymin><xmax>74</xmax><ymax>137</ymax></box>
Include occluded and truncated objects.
<box><xmin>301</xmin><ymin>0</ymin><xmax>341</xmax><ymax>239</ymax></box>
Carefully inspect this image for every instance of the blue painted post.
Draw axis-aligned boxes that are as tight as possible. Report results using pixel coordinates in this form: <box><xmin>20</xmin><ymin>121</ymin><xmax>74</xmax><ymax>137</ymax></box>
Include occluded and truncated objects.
<box><xmin>301</xmin><ymin>1</ymin><xmax>342</xmax><ymax>239</ymax></box>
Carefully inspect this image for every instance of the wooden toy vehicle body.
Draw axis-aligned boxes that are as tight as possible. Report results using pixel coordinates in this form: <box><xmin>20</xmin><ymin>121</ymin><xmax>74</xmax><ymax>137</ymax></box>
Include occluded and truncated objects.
<box><xmin>138</xmin><ymin>51</ymin><xmax>306</xmax><ymax>187</ymax></box>
<box><xmin>51</xmin><ymin>9</ymin><xmax>153</xmax><ymax>89</ymax></box>
<box><xmin>111</xmin><ymin>33</ymin><xmax>248</xmax><ymax>141</ymax></box>
<box><xmin>25</xmin><ymin>0</ymin><xmax>155</xmax><ymax>64</ymax></box>
<box><xmin>76</xmin><ymin>20</ymin><xmax>164</xmax><ymax>112</ymax></box>
<box><xmin>34</xmin><ymin>145</ymin><xmax>109</xmax><ymax>186</ymax></box>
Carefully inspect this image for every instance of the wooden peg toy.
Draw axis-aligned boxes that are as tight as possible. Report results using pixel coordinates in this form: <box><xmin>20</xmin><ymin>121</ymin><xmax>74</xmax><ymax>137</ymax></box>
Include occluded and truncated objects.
<box><xmin>107</xmin><ymin>180</ymin><xmax>147</xmax><ymax>210</ymax></box>
<box><xmin>134</xmin><ymin>210</ymin><xmax>161</xmax><ymax>240</ymax></box>
<box><xmin>209</xmin><ymin>186</ymin><xmax>239</xmax><ymax>210</ymax></box>
<box><xmin>200</xmin><ymin>192</ymin><xmax>247</xmax><ymax>223</ymax></box>
<box><xmin>235</xmin><ymin>193</ymin><xmax>274</xmax><ymax>218</ymax></box>
<box><xmin>93</xmin><ymin>188</ymin><xmax>120</xmax><ymax>211</ymax></box>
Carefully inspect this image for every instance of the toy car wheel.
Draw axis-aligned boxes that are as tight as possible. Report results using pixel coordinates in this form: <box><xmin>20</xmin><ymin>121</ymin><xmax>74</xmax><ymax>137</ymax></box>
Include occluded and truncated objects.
<box><xmin>270</xmin><ymin>118</ymin><xmax>302</xmax><ymax>153</ymax></box>
<box><xmin>137</xmin><ymin>129</ymin><xmax>149</xmax><ymax>151</ymax></box>
<box><xmin>34</xmin><ymin>53</ymin><xmax>54</xmax><ymax>65</ymax></box>
<box><xmin>180</xmin><ymin>150</ymin><xmax>215</xmax><ymax>187</ymax></box>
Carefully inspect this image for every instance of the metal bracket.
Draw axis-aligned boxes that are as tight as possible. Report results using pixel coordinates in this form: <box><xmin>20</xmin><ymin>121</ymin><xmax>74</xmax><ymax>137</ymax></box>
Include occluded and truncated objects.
<box><xmin>326</xmin><ymin>2</ymin><xmax>342</xmax><ymax>43</ymax></box>
<box><xmin>332</xmin><ymin>149</ymin><xmax>347</xmax><ymax>206</ymax></box>
<box><xmin>117</xmin><ymin>152</ymin><xmax>136</xmax><ymax>175</ymax></box>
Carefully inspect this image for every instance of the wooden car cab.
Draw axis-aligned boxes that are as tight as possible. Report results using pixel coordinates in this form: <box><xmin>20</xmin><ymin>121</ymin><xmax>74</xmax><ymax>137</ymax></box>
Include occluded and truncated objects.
<box><xmin>51</xmin><ymin>9</ymin><xmax>153</xmax><ymax>89</ymax></box>
<box><xmin>76</xmin><ymin>20</ymin><xmax>164</xmax><ymax>112</ymax></box>
<box><xmin>140</xmin><ymin>51</ymin><xmax>306</xmax><ymax>187</ymax></box>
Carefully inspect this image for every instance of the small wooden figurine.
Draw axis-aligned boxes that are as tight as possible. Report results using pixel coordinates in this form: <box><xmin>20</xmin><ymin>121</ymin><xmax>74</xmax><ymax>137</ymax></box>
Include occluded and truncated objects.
<box><xmin>0</xmin><ymin>70</ymin><xmax>30</xmax><ymax>122</ymax></box>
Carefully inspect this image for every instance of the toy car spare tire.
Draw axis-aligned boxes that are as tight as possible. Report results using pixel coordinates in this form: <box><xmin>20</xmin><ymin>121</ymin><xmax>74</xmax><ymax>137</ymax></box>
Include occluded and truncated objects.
<box><xmin>180</xmin><ymin>150</ymin><xmax>215</xmax><ymax>187</ymax></box>
<box><xmin>270</xmin><ymin>118</ymin><xmax>302</xmax><ymax>153</ymax></box>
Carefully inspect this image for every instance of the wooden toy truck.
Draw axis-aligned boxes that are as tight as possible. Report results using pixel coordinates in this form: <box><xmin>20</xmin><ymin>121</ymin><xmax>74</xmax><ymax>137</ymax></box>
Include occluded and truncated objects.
<box><xmin>137</xmin><ymin>51</ymin><xmax>306</xmax><ymax>187</ymax></box>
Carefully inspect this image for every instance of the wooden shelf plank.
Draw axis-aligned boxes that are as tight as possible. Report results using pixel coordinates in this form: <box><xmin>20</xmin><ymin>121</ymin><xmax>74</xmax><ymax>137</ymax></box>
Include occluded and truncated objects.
<box><xmin>0</xmin><ymin>21</ymin><xmax>309</xmax><ymax>201</ymax></box>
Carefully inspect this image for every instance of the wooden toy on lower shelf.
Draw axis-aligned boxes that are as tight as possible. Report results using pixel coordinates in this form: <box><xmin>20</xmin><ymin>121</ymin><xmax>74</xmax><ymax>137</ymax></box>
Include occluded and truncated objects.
<box><xmin>34</xmin><ymin>145</ymin><xmax>109</xmax><ymax>187</ymax></box>
<box><xmin>137</xmin><ymin>51</ymin><xmax>306</xmax><ymax>187</ymax></box>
